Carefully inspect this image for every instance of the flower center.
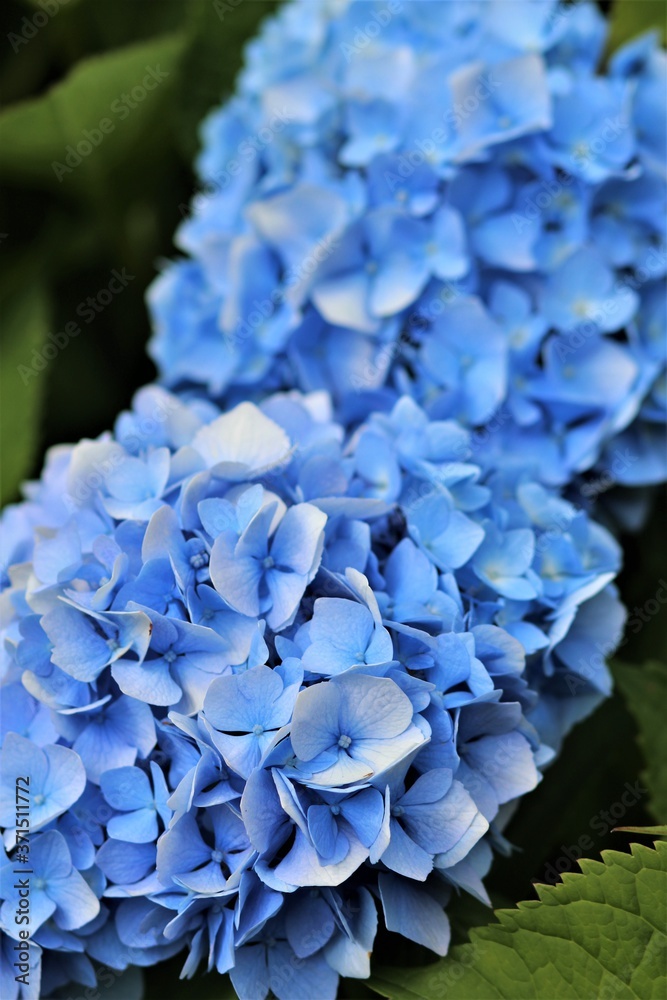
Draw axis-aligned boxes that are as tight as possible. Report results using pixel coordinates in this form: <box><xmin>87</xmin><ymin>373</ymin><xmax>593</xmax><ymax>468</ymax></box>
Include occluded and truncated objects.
<box><xmin>211</xmin><ymin>849</ymin><xmax>224</xmax><ymax>864</ymax></box>
<box><xmin>338</xmin><ymin>734</ymin><xmax>352</xmax><ymax>750</ymax></box>
<box><xmin>262</xmin><ymin>555</ymin><xmax>275</xmax><ymax>569</ymax></box>
<box><xmin>252</xmin><ymin>724</ymin><xmax>264</xmax><ymax>736</ymax></box>
<box><xmin>164</xmin><ymin>648</ymin><xmax>177</xmax><ymax>663</ymax></box>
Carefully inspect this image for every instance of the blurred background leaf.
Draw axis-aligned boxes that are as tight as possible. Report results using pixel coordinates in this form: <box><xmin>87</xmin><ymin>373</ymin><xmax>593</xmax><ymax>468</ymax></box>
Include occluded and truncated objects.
<box><xmin>607</xmin><ymin>0</ymin><xmax>666</xmax><ymax>54</ymax></box>
<box><xmin>614</xmin><ymin>660</ymin><xmax>667</xmax><ymax>822</ymax></box>
<box><xmin>0</xmin><ymin>281</ymin><xmax>50</xmax><ymax>500</ymax></box>
<box><xmin>0</xmin><ymin>32</ymin><xmax>186</xmax><ymax>183</ymax></box>
<box><xmin>0</xmin><ymin>0</ymin><xmax>276</xmax><ymax>505</ymax></box>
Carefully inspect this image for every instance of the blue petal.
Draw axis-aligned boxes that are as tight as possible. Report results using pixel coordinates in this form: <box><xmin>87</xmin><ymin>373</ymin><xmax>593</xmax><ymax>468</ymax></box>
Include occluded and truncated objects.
<box><xmin>100</xmin><ymin>767</ymin><xmax>152</xmax><ymax>811</ymax></box>
<box><xmin>192</xmin><ymin>402</ymin><xmax>292</xmax><ymax>478</ymax></box>
<box><xmin>307</xmin><ymin>805</ymin><xmax>340</xmax><ymax>861</ymax></box>
<box><xmin>379</xmin><ymin>820</ymin><xmax>433</xmax><ymax>881</ymax></box>
<box><xmin>48</xmin><ymin>868</ymin><xmax>100</xmax><ymax>931</ymax></box>
<box><xmin>378</xmin><ymin>872</ymin><xmax>450</xmax><ymax>955</ymax></box>
<box><xmin>107</xmin><ymin>807</ymin><xmax>158</xmax><ymax>844</ymax></box>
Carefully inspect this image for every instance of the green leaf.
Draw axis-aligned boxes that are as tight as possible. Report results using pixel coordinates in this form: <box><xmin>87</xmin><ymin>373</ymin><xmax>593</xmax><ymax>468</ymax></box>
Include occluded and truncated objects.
<box><xmin>615</xmin><ymin>826</ymin><xmax>667</xmax><ymax>837</ymax></box>
<box><xmin>0</xmin><ymin>283</ymin><xmax>51</xmax><ymax>504</ymax></box>
<box><xmin>607</xmin><ymin>0</ymin><xmax>666</xmax><ymax>55</ymax></box>
<box><xmin>368</xmin><ymin>841</ymin><xmax>667</xmax><ymax>1000</ymax></box>
<box><xmin>484</xmin><ymin>690</ymin><xmax>647</xmax><ymax>904</ymax></box>
<box><xmin>614</xmin><ymin>661</ymin><xmax>667</xmax><ymax>822</ymax></box>
<box><xmin>0</xmin><ymin>31</ymin><xmax>186</xmax><ymax>188</ymax></box>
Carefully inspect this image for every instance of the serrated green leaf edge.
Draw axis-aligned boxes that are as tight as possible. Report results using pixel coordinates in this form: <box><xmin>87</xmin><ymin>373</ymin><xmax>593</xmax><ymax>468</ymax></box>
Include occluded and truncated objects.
<box><xmin>615</xmin><ymin>826</ymin><xmax>667</xmax><ymax>837</ymax></box>
<box><xmin>368</xmin><ymin>841</ymin><xmax>667</xmax><ymax>999</ymax></box>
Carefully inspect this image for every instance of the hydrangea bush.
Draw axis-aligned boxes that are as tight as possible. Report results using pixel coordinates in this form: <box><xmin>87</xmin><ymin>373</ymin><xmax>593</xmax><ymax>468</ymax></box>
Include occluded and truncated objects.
<box><xmin>0</xmin><ymin>2</ymin><xmax>664</xmax><ymax>999</ymax></box>
<box><xmin>149</xmin><ymin>0</ymin><xmax>666</xmax><ymax>491</ymax></box>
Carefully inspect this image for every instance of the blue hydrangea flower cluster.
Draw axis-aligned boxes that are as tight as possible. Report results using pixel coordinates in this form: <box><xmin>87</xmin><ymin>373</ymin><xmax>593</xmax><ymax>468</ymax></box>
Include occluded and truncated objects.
<box><xmin>1</xmin><ymin>385</ymin><xmax>626</xmax><ymax>998</ymax></box>
<box><xmin>149</xmin><ymin>0</ymin><xmax>666</xmax><ymax>491</ymax></box>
